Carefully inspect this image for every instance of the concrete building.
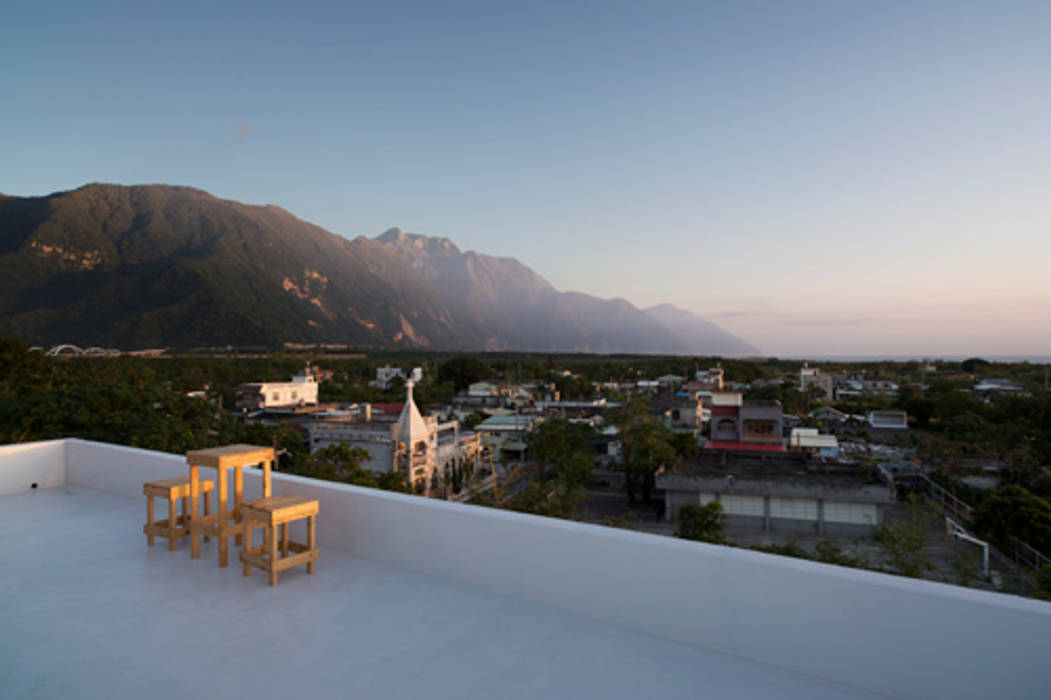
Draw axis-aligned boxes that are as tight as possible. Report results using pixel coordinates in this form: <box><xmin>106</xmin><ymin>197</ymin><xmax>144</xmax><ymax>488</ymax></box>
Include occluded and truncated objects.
<box><xmin>788</xmin><ymin>428</ymin><xmax>840</xmax><ymax>458</ymax></box>
<box><xmin>694</xmin><ymin>367</ymin><xmax>724</xmax><ymax>391</ymax></box>
<box><xmin>651</xmin><ymin>393</ymin><xmax>704</xmax><ymax>436</ymax></box>
<box><xmin>708</xmin><ymin>394</ymin><xmax>785</xmax><ymax>452</ymax></box>
<box><xmin>863</xmin><ymin>378</ymin><xmax>899</xmax><ymax>397</ymax></box>
<box><xmin>474</xmin><ymin>413</ymin><xmax>539</xmax><ymax>461</ymax></box>
<box><xmin>658</xmin><ymin>451</ymin><xmax>893</xmax><ymax>536</ymax></box>
<box><xmin>799</xmin><ymin>364</ymin><xmax>833</xmax><ymax>400</ymax></box>
<box><xmin>237</xmin><ymin>366</ymin><xmax>319</xmax><ymax>411</ymax></box>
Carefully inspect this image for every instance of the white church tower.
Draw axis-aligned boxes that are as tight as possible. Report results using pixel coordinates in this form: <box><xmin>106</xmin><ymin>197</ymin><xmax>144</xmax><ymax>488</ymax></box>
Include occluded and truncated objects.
<box><xmin>395</xmin><ymin>380</ymin><xmax>435</xmax><ymax>494</ymax></box>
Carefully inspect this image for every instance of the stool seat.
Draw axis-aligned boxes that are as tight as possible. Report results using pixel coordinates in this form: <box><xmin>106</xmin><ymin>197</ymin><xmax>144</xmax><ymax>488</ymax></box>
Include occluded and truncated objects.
<box><xmin>240</xmin><ymin>496</ymin><xmax>319</xmax><ymax>586</ymax></box>
<box><xmin>144</xmin><ymin>476</ymin><xmax>213</xmax><ymax>500</ymax></box>
<box><xmin>143</xmin><ymin>476</ymin><xmax>214</xmax><ymax>550</ymax></box>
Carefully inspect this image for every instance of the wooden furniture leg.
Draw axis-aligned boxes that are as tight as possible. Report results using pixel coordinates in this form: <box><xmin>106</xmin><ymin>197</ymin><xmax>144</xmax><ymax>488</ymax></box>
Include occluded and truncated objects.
<box><xmin>190</xmin><ymin>465</ymin><xmax>200</xmax><ymax>559</ymax></box>
<box><xmin>307</xmin><ymin>514</ymin><xmax>317</xmax><ymax>575</ymax></box>
<box><xmin>268</xmin><ymin>520</ymin><xmax>278</xmax><ymax>586</ymax></box>
<box><xmin>146</xmin><ymin>493</ymin><xmax>156</xmax><ymax>547</ymax></box>
<box><xmin>203</xmin><ymin>488</ymin><xmax>211</xmax><ymax>542</ymax></box>
<box><xmin>242</xmin><ymin>519</ymin><xmax>253</xmax><ymax>577</ymax></box>
<box><xmin>217</xmin><ymin>465</ymin><xmax>228</xmax><ymax>567</ymax></box>
<box><xmin>168</xmin><ymin>496</ymin><xmax>177</xmax><ymax>551</ymax></box>
<box><xmin>234</xmin><ymin>465</ymin><xmax>244</xmax><ymax>546</ymax></box>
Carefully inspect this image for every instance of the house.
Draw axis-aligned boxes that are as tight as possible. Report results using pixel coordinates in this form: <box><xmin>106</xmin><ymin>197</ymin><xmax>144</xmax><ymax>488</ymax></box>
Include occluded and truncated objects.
<box><xmin>799</xmin><ymin>364</ymin><xmax>833</xmax><ymax>400</ymax></box>
<box><xmin>868</xmin><ymin>410</ymin><xmax>908</xmax><ymax>430</ymax></box>
<box><xmin>370</xmin><ymin>365</ymin><xmax>423</xmax><ymax>390</ymax></box>
<box><xmin>809</xmin><ymin>405</ymin><xmax>850</xmax><ymax>425</ymax></box>
<box><xmin>694</xmin><ymin>367</ymin><xmax>724</xmax><ymax>391</ymax></box>
<box><xmin>834</xmin><ymin>378</ymin><xmax>864</xmax><ymax>400</ymax></box>
<box><xmin>650</xmin><ymin>393</ymin><xmax>704</xmax><ymax>436</ymax></box>
<box><xmin>788</xmin><ymin>428</ymin><xmax>840</xmax><ymax>458</ymax></box>
<box><xmin>862</xmin><ymin>378</ymin><xmax>899</xmax><ymax>397</ymax></box>
<box><xmin>474</xmin><ymin>413</ymin><xmax>540</xmax><ymax>461</ymax></box>
<box><xmin>656</xmin><ymin>374</ymin><xmax>685</xmax><ymax>390</ymax></box>
<box><xmin>707</xmin><ymin>394</ymin><xmax>785</xmax><ymax>452</ymax></box>
<box><xmin>974</xmin><ymin>378</ymin><xmax>1026</xmax><ymax>394</ymax></box>
<box><xmin>237</xmin><ymin>366</ymin><xmax>320</xmax><ymax>411</ymax></box>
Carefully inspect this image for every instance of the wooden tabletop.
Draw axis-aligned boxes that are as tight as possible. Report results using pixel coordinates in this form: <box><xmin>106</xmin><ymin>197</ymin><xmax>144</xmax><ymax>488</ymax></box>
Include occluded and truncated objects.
<box><xmin>186</xmin><ymin>444</ymin><xmax>274</xmax><ymax>468</ymax></box>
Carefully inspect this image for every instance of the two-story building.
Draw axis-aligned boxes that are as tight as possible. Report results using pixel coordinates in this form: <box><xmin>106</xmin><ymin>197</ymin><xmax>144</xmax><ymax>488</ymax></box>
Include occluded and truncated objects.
<box><xmin>237</xmin><ymin>366</ymin><xmax>320</xmax><ymax>411</ymax></box>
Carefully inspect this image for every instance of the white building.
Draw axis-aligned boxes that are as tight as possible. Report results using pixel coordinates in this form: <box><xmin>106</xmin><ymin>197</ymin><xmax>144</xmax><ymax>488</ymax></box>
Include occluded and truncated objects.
<box><xmin>695</xmin><ymin>367</ymin><xmax>724</xmax><ymax>391</ymax></box>
<box><xmin>307</xmin><ymin>382</ymin><xmax>480</xmax><ymax>493</ymax></box>
<box><xmin>474</xmin><ymin>414</ymin><xmax>539</xmax><ymax>460</ymax></box>
<box><xmin>799</xmin><ymin>364</ymin><xmax>833</xmax><ymax>400</ymax></box>
<box><xmin>237</xmin><ymin>367</ymin><xmax>319</xmax><ymax>410</ymax></box>
<box><xmin>788</xmin><ymin>428</ymin><xmax>840</xmax><ymax>458</ymax></box>
<box><xmin>371</xmin><ymin>365</ymin><xmax>423</xmax><ymax>390</ymax></box>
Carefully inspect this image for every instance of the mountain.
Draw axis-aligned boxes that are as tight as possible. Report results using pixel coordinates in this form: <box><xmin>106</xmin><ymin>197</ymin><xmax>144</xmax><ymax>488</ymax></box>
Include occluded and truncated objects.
<box><xmin>375</xmin><ymin>228</ymin><xmax>690</xmax><ymax>353</ymax></box>
<box><xmin>643</xmin><ymin>303</ymin><xmax>759</xmax><ymax>357</ymax></box>
<box><xmin>0</xmin><ymin>184</ymin><xmax>757</xmax><ymax>354</ymax></box>
<box><xmin>0</xmin><ymin>184</ymin><xmax>462</xmax><ymax>348</ymax></box>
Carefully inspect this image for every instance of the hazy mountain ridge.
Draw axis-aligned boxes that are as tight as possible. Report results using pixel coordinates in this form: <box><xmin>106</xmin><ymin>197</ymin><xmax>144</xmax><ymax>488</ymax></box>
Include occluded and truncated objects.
<box><xmin>643</xmin><ymin>303</ymin><xmax>760</xmax><ymax>357</ymax></box>
<box><xmin>0</xmin><ymin>184</ymin><xmax>757</xmax><ymax>354</ymax></box>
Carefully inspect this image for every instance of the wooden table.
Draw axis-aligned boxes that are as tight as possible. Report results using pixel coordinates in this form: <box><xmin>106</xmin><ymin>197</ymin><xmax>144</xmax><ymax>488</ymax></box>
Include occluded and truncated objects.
<box><xmin>186</xmin><ymin>444</ymin><xmax>274</xmax><ymax>567</ymax></box>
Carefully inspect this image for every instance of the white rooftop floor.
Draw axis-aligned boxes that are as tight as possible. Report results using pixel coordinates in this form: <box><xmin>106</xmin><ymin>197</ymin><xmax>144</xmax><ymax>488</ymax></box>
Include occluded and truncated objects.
<box><xmin>1</xmin><ymin>487</ymin><xmax>877</xmax><ymax>699</ymax></box>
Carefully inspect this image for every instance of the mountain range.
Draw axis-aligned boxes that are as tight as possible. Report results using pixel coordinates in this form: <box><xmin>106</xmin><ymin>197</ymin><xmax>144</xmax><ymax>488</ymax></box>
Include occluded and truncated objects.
<box><xmin>0</xmin><ymin>184</ymin><xmax>758</xmax><ymax>355</ymax></box>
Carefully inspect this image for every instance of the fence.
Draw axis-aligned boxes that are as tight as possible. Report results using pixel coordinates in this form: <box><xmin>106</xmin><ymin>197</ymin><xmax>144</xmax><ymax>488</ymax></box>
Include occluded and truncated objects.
<box><xmin>919</xmin><ymin>472</ymin><xmax>1050</xmax><ymax>573</ymax></box>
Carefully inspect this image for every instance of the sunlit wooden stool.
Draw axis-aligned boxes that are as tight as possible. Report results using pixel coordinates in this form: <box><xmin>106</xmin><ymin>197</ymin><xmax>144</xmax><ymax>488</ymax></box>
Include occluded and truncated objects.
<box><xmin>240</xmin><ymin>496</ymin><xmax>318</xmax><ymax>586</ymax></box>
<box><xmin>144</xmin><ymin>477</ymin><xmax>214</xmax><ymax>551</ymax></box>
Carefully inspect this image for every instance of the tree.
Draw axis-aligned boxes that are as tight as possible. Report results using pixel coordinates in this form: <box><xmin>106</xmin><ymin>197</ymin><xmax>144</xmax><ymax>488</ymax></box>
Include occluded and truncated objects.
<box><xmin>875</xmin><ymin>496</ymin><xmax>934</xmax><ymax>578</ymax></box>
<box><xmin>437</xmin><ymin>357</ymin><xmax>489</xmax><ymax>392</ymax></box>
<box><xmin>675</xmin><ymin>502</ymin><xmax>725</xmax><ymax>543</ymax></box>
<box><xmin>961</xmin><ymin>357</ymin><xmax>990</xmax><ymax>373</ymax></box>
<box><xmin>971</xmin><ymin>485</ymin><xmax>1051</xmax><ymax>554</ymax></box>
<box><xmin>622</xmin><ymin>422</ymin><xmax>676</xmax><ymax>503</ymax></box>
<box><xmin>296</xmin><ymin>443</ymin><xmax>371</xmax><ymax>482</ymax></box>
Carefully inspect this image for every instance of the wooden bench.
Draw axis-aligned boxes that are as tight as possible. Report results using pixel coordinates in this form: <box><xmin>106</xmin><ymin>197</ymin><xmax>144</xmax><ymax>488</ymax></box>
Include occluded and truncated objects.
<box><xmin>144</xmin><ymin>477</ymin><xmax>214</xmax><ymax>551</ymax></box>
<box><xmin>240</xmin><ymin>496</ymin><xmax>319</xmax><ymax>586</ymax></box>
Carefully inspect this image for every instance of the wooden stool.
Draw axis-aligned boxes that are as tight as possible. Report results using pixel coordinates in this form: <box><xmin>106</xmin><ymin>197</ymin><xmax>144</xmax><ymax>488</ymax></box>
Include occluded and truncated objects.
<box><xmin>240</xmin><ymin>496</ymin><xmax>318</xmax><ymax>586</ymax></box>
<box><xmin>144</xmin><ymin>477</ymin><xmax>214</xmax><ymax>551</ymax></box>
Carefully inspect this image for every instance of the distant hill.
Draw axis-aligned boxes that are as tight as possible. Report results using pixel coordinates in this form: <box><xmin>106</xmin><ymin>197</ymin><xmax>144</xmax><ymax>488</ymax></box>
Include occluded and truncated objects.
<box><xmin>643</xmin><ymin>303</ymin><xmax>759</xmax><ymax>357</ymax></box>
<box><xmin>0</xmin><ymin>184</ymin><xmax>758</xmax><ymax>354</ymax></box>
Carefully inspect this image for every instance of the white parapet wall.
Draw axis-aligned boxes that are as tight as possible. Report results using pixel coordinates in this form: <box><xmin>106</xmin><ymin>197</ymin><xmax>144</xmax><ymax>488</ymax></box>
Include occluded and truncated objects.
<box><xmin>0</xmin><ymin>439</ymin><xmax>66</xmax><ymax>494</ymax></box>
<box><xmin>4</xmin><ymin>438</ymin><xmax>1051</xmax><ymax>699</ymax></box>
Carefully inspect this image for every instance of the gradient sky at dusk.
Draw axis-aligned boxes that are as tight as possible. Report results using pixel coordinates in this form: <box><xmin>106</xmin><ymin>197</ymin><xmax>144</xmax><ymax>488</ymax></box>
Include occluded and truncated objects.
<box><xmin>3</xmin><ymin>1</ymin><xmax>1049</xmax><ymax>356</ymax></box>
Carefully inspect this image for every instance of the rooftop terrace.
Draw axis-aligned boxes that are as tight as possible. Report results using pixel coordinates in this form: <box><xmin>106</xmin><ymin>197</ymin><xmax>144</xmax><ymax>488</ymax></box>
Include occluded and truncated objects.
<box><xmin>2</xmin><ymin>439</ymin><xmax>1050</xmax><ymax>699</ymax></box>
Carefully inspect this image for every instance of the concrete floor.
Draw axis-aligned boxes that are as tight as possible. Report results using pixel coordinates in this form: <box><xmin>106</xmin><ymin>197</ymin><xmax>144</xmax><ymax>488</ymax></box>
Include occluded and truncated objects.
<box><xmin>0</xmin><ymin>487</ymin><xmax>883</xmax><ymax>699</ymax></box>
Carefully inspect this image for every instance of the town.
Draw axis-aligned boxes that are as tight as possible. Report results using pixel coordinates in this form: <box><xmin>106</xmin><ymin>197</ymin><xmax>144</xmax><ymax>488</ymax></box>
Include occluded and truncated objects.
<box><xmin>7</xmin><ymin>340</ymin><xmax>1051</xmax><ymax>598</ymax></box>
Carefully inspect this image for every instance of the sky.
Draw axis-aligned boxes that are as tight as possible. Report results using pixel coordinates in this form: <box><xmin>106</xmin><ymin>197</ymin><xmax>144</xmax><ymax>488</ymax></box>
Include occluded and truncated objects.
<box><xmin>2</xmin><ymin>1</ymin><xmax>1050</xmax><ymax>357</ymax></box>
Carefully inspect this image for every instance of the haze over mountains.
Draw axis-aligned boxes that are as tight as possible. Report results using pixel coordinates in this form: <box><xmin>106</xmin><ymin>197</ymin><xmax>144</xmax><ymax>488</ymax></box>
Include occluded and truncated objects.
<box><xmin>0</xmin><ymin>184</ymin><xmax>758</xmax><ymax>355</ymax></box>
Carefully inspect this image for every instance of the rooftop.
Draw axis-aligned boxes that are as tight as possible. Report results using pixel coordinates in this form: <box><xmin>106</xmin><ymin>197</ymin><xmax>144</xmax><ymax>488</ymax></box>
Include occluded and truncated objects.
<box><xmin>2</xmin><ymin>439</ymin><xmax>1050</xmax><ymax>699</ymax></box>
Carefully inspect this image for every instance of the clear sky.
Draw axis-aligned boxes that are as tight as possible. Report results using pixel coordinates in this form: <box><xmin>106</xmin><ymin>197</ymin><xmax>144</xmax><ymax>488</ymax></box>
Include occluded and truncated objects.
<box><xmin>2</xmin><ymin>1</ymin><xmax>1049</xmax><ymax>357</ymax></box>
